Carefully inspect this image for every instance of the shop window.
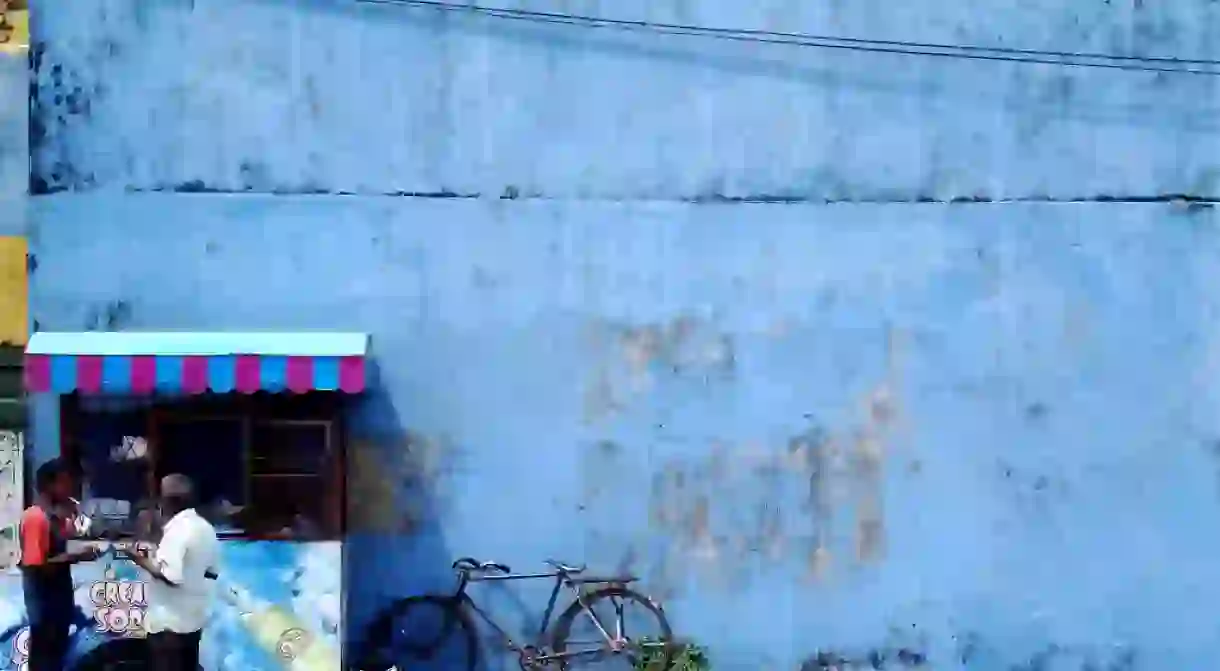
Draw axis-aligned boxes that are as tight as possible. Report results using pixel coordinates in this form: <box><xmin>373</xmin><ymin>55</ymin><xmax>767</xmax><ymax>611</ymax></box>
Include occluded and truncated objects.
<box><xmin>65</xmin><ymin>392</ymin><xmax>344</xmax><ymax>541</ymax></box>
<box><xmin>248</xmin><ymin>421</ymin><xmax>332</xmax><ymax>536</ymax></box>
<box><xmin>157</xmin><ymin>416</ymin><xmax>247</xmax><ymax>521</ymax></box>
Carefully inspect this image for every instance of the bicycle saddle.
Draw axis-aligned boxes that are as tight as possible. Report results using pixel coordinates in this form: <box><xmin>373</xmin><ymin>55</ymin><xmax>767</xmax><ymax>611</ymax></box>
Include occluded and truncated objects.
<box><xmin>545</xmin><ymin>559</ymin><xmax>586</xmax><ymax>573</ymax></box>
<box><xmin>452</xmin><ymin>557</ymin><xmax>511</xmax><ymax>573</ymax></box>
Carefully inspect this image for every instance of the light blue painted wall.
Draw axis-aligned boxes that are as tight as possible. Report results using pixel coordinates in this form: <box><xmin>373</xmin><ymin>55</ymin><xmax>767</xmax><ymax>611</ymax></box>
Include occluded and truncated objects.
<box><xmin>0</xmin><ymin>53</ymin><xmax>25</xmax><ymax>236</ymax></box>
<box><xmin>25</xmin><ymin>0</ymin><xmax>1220</xmax><ymax>668</ymax></box>
<box><xmin>30</xmin><ymin>192</ymin><xmax>1220</xmax><ymax>669</ymax></box>
<box><xmin>27</xmin><ymin>0</ymin><xmax>1220</xmax><ymax>200</ymax></box>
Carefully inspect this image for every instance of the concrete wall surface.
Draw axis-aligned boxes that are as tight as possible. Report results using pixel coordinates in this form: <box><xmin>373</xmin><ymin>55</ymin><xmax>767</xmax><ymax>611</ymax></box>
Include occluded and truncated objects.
<box><xmin>28</xmin><ymin>192</ymin><xmax>1220</xmax><ymax>669</ymax></box>
<box><xmin>27</xmin><ymin>0</ymin><xmax>1220</xmax><ymax>200</ymax></box>
<box><xmin>26</xmin><ymin>0</ymin><xmax>1220</xmax><ymax>668</ymax></box>
<box><xmin>0</xmin><ymin>52</ymin><xmax>25</xmax><ymax>237</ymax></box>
<box><xmin>0</xmin><ymin>47</ymin><xmax>28</xmax><ymax>347</ymax></box>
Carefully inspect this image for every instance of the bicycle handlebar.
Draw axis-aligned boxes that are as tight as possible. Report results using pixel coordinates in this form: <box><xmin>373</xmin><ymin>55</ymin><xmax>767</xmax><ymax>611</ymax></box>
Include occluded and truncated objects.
<box><xmin>452</xmin><ymin>557</ymin><xmax>511</xmax><ymax>574</ymax></box>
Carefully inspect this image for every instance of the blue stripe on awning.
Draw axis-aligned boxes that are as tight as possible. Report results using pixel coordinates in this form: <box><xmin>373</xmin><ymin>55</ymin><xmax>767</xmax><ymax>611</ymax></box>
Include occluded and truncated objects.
<box><xmin>155</xmin><ymin>356</ymin><xmax>183</xmax><ymax>391</ymax></box>
<box><xmin>208</xmin><ymin>355</ymin><xmax>236</xmax><ymax>393</ymax></box>
<box><xmin>313</xmin><ymin>357</ymin><xmax>339</xmax><ymax>391</ymax></box>
<box><xmin>50</xmin><ymin>355</ymin><xmax>76</xmax><ymax>393</ymax></box>
<box><xmin>261</xmin><ymin>356</ymin><xmax>288</xmax><ymax>392</ymax></box>
<box><xmin>101</xmin><ymin>355</ymin><xmax>131</xmax><ymax>392</ymax></box>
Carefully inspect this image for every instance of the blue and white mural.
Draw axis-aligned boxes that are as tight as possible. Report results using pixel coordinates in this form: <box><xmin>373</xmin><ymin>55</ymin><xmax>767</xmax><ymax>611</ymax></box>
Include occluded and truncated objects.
<box><xmin>0</xmin><ymin>541</ymin><xmax>341</xmax><ymax>671</ymax></box>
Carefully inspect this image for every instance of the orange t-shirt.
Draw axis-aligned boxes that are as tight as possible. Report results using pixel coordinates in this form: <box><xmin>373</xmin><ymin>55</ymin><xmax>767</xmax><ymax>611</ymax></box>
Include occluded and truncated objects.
<box><xmin>19</xmin><ymin>506</ymin><xmax>52</xmax><ymax>566</ymax></box>
<box><xmin>19</xmin><ymin>506</ymin><xmax>71</xmax><ymax>566</ymax></box>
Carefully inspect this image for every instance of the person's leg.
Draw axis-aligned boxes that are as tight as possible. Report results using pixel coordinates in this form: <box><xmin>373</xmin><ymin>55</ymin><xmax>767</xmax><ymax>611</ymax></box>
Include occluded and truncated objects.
<box><xmin>147</xmin><ymin>632</ymin><xmax>164</xmax><ymax>671</ymax></box>
<box><xmin>47</xmin><ymin>619</ymin><xmax>69</xmax><ymax>671</ymax></box>
<box><xmin>26</xmin><ymin>617</ymin><xmax>69</xmax><ymax>671</ymax></box>
<box><xmin>182</xmin><ymin>631</ymin><xmax>202</xmax><ymax>671</ymax></box>
<box><xmin>148</xmin><ymin>631</ymin><xmax>187</xmax><ymax>671</ymax></box>
<box><xmin>26</xmin><ymin>621</ymin><xmax>53</xmax><ymax>671</ymax></box>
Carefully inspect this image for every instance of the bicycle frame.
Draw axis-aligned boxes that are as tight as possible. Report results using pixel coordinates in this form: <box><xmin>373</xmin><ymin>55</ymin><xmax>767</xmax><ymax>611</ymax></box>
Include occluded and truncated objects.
<box><xmin>454</xmin><ymin>568</ymin><xmax>620</xmax><ymax>662</ymax></box>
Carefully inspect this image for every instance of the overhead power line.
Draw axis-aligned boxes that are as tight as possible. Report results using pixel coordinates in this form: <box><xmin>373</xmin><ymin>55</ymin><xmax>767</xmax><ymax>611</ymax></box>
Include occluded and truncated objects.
<box><xmin>356</xmin><ymin>0</ymin><xmax>1220</xmax><ymax>76</ymax></box>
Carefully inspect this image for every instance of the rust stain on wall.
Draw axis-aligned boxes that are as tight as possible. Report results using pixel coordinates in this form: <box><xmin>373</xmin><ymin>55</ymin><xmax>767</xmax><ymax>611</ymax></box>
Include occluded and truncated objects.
<box><xmin>583</xmin><ymin>316</ymin><xmax>735</xmax><ymax>423</ymax></box>
<box><xmin>346</xmin><ymin>431</ymin><xmax>455</xmax><ymax>535</ymax></box>
<box><xmin>632</xmin><ymin>378</ymin><xmax>902</xmax><ymax>595</ymax></box>
<box><xmin>346</xmin><ymin>440</ymin><xmax>398</xmax><ymax>533</ymax></box>
<box><xmin>581</xmin><ymin>324</ymin><xmax>905</xmax><ymax>595</ymax></box>
<box><xmin>853</xmin><ymin>385</ymin><xmax>897</xmax><ymax>563</ymax></box>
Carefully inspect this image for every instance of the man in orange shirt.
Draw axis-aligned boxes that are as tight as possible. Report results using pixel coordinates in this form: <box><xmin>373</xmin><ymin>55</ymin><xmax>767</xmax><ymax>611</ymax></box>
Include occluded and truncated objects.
<box><xmin>20</xmin><ymin>458</ymin><xmax>100</xmax><ymax>671</ymax></box>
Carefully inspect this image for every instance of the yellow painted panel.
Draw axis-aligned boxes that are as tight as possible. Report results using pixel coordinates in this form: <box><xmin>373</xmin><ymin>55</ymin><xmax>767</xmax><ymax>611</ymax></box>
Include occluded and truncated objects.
<box><xmin>0</xmin><ymin>237</ymin><xmax>27</xmax><ymax>345</ymax></box>
<box><xmin>0</xmin><ymin>9</ymin><xmax>27</xmax><ymax>55</ymax></box>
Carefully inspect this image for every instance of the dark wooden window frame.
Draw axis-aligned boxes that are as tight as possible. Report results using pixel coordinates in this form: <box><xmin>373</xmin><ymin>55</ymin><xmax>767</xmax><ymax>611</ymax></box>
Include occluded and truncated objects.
<box><xmin>60</xmin><ymin>391</ymin><xmax>347</xmax><ymax>541</ymax></box>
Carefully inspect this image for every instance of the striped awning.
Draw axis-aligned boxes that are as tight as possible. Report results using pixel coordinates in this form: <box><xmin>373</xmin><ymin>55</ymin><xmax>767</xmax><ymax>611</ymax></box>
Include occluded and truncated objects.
<box><xmin>24</xmin><ymin>332</ymin><xmax>369</xmax><ymax>394</ymax></box>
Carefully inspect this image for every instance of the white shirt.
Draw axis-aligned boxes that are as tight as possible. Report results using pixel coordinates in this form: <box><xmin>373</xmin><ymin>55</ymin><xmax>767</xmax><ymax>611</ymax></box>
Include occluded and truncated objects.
<box><xmin>145</xmin><ymin>508</ymin><xmax>219</xmax><ymax>634</ymax></box>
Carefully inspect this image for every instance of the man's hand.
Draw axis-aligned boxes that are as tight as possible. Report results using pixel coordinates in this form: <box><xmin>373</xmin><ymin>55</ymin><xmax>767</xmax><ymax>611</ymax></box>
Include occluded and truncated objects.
<box><xmin>71</xmin><ymin>545</ymin><xmax>102</xmax><ymax>563</ymax></box>
<box><xmin>118</xmin><ymin>545</ymin><xmax>157</xmax><ymax>573</ymax></box>
<box><xmin>115</xmin><ymin>544</ymin><xmax>143</xmax><ymax>562</ymax></box>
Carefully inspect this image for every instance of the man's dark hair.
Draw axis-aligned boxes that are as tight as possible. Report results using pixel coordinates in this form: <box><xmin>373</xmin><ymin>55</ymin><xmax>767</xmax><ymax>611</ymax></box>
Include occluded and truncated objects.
<box><xmin>34</xmin><ymin>458</ymin><xmax>67</xmax><ymax>493</ymax></box>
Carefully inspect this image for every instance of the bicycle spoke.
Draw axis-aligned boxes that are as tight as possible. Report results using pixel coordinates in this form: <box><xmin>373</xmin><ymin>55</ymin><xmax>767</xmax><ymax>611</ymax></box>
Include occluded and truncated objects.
<box><xmin>613</xmin><ymin>596</ymin><xmax>625</xmax><ymax>642</ymax></box>
<box><xmin>559</xmin><ymin>593</ymin><xmax>669</xmax><ymax>669</ymax></box>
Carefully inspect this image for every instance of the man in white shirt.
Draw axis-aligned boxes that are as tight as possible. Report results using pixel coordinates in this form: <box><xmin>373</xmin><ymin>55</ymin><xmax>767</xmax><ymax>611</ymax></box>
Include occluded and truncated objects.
<box><xmin>122</xmin><ymin>474</ymin><xmax>219</xmax><ymax>671</ymax></box>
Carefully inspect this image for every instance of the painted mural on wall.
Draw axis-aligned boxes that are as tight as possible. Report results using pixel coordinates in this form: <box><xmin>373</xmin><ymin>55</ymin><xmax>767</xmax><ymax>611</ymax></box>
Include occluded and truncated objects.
<box><xmin>0</xmin><ymin>540</ymin><xmax>340</xmax><ymax>671</ymax></box>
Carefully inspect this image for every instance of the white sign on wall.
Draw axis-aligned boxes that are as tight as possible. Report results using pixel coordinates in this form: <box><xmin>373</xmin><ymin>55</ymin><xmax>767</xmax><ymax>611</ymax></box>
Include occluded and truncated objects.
<box><xmin>0</xmin><ymin>430</ymin><xmax>22</xmax><ymax>571</ymax></box>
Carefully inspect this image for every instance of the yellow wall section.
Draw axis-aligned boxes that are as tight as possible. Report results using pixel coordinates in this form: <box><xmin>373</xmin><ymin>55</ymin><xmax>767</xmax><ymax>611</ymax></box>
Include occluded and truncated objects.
<box><xmin>0</xmin><ymin>237</ymin><xmax>27</xmax><ymax>345</ymax></box>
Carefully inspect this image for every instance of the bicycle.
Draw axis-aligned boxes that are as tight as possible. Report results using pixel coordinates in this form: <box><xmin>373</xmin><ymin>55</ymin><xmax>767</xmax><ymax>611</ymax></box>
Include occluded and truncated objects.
<box><xmin>356</xmin><ymin>557</ymin><xmax>674</xmax><ymax>670</ymax></box>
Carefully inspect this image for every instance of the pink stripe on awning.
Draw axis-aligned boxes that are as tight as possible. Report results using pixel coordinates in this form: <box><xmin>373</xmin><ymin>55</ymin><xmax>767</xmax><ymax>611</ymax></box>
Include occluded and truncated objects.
<box><xmin>338</xmin><ymin>356</ymin><xmax>365</xmax><ymax>393</ymax></box>
<box><xmin>130</xmin><ymin>356</ymin><xmax>157</xmax><ymax>393</ymax></box>
<box><xmin>24</xmin><ymin>354</ymin><xmax>49</xmax><ymax>393</ymax></box>
<box><xmin>181</xmin><ymin>357</ymin><xmax>209</xmax><ymax>394</ymax></box>
<box><xmin>76</xmin><ymin>356</ymin><xmax>103</xmax><ymax>393</ymax></box>
<box><xmin>235</xmin><ymin>355</ymin><xmax>261</xmax><ymax>393</ymax></box>
<box><xmin>285</xmin><ymin>356</ymin><xmax>314</xmax><ymax>393</ymax></box>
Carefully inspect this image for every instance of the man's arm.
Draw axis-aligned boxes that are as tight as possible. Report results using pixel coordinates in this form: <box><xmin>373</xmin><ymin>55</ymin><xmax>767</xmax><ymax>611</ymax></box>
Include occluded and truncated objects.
<box><xmin>127</xmin><ymin>524</ymin><xmax>185</xmax><ymax>587</ymax></box>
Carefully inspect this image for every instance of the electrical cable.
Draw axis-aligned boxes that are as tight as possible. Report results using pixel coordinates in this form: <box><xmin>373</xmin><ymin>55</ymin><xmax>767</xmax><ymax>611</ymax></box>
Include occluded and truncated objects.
<box><xmin>366</xmin><ymin>0</ymin><xmax>1220</xmax><ymax>66</ymax></box>
<box><xmin>356</xmin><ymin>0</ymin><xmax>1220</xmax><ymax>76</ymax></box>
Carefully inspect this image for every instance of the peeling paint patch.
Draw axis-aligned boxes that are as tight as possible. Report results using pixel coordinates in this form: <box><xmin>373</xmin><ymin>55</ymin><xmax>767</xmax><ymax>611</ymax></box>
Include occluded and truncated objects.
<box><xmin>30</xmin><ymin>42</ymin><xmax>98</xmax><ymax>194</ymax></box>
<box><xmin>346</xmin><ymin>431</ymin><xmax>457</xmax><ymax>534</ymax></box>
<box><xmin>852</xmin><ymin>385</ymin><xmax>896</xmax><ymax>563</ymax></box>
<box><xmin>798</xmin><ymin>637</ymin><xmax>1141</xmax><ymax>670</ymax></box>
<box><xmin>629</xmin><ymin>379</ymin><xmax>901</xmax><ymax>596</ymax></box>
<box><xmin>583</xmin><ymin>316</ymin><xmax>735</xmax><ymax>423</ymax></box>
<box><xmin>951</xmin><ymin>635</ymin><xmax>1138</xmax><ymax>671</ymax></box>
<box><xmin>799</xmin><ymin>646</ymin><xmax>927</xmax><ymax>670</ymax></box>
<box><xmin>82</xmin><ymin>299</ymin><xmax>132</xmax><ymax>331</ymax></box>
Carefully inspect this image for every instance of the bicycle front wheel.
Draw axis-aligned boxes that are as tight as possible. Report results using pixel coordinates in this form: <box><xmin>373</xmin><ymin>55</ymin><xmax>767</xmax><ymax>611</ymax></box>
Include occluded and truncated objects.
<box><xmin>550</xmin><ymin>586</ymin><xmax>673</xmax><ymax>670</ymax></box>
<box><xmin>355</xmin><ymin>595</ymin><xmax>479</xmax><ymax>671</ymax></box>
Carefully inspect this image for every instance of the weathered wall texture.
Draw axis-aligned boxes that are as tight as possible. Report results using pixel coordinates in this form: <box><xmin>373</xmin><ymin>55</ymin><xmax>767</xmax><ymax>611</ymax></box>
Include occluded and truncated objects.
<box><xmin>28</xmin><ymin>0</ymin><xmax>1220</xmax><ymax>200</ymax></box>
<box><xmin>30</xmin><ymin>193</ymin><xmax>1220</xmax><ymax>669</ymax></box>
<box><xmin>26</xmin><ymin>0</ymin><xmax>1220</xmax><ymax>668</ymax></box>
<box><xmin>0</xmin><ymin>35</ymin><xmax>29</xmax><ymax>346</ymax></box>
<box><xmin>0</xmin><ymin>51</ymin><xmax>25</xmax><ymax>237</ymax></box>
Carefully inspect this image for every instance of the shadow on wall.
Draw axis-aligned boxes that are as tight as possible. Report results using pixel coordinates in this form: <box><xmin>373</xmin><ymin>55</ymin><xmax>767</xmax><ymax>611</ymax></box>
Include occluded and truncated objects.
<box><xmin>343</xmin><ymin>359</ymin><xmax>458</xmax><ymax>665</ymax></box>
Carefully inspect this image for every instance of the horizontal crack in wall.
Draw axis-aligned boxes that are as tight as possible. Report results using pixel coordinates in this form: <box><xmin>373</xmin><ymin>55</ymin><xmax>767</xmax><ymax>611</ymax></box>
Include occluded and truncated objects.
<box><xmin>33</xmin><ymin>185</ymin><xmax>1216</xmax><ymax>208</ymax></box>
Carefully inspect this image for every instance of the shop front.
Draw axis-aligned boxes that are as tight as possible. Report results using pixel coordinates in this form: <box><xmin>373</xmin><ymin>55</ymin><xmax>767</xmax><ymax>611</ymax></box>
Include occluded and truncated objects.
<box><xmin>2</xmin><ymin>331</ymin><xmax>366</xmax><ymax>671</ymax></box>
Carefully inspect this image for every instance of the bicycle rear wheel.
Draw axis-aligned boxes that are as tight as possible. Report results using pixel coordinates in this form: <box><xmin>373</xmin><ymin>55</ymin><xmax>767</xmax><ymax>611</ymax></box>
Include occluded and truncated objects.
<box><xmin>550</xmin><ymin>586</ymin><xmax>673</xmax><ymax>670</ymax></box>
<box><xmin>355</xmin><ymin>595</ymin><xmax>478</xmax><ymax>671</ymax></box>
